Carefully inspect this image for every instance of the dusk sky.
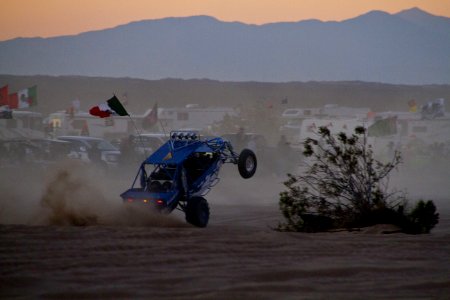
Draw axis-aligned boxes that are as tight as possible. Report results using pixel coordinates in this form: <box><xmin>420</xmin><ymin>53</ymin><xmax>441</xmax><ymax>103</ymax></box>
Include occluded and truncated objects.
<box><xmin>1</xmin><ymin>0</ymin><xmax>450</xmax><ymax>41</ymax></box>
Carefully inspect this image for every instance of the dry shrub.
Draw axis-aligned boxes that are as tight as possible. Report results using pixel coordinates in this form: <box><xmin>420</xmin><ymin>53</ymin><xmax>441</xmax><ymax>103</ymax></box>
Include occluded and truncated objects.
<box><xmin>278</xmin><ymin>126</ymin><xmax>439</xmax><ymax>233</ymax></box>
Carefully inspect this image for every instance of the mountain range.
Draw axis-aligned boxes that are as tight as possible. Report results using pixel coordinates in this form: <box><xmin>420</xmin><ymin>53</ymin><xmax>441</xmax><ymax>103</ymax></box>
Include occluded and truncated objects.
<box><xmin>0</xmin><ymin>7</ymin><xmax>449</xmax><ymax>84</ymax></box>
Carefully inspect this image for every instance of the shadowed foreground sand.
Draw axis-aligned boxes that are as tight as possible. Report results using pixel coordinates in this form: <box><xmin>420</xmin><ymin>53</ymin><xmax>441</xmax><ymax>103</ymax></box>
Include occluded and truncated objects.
<box><xmin>1</xmin><ymin>163</ymin><xmax>449</xmax><ymax>299</ymax></box>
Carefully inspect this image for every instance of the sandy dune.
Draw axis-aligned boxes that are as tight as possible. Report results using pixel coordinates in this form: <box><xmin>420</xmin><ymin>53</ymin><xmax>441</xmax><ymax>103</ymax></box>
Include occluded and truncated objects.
<box><xmin>1</xmin><ymin>162</ymin><xmax>449</xmax><ymax>299</ymax></box>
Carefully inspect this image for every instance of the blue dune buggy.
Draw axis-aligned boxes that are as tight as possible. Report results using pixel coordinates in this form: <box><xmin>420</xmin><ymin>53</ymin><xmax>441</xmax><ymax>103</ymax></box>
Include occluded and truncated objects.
<box><xmin>120</xmin><ymin>131</ymin><xmax>257</xmax><ymax>227</ymax></box>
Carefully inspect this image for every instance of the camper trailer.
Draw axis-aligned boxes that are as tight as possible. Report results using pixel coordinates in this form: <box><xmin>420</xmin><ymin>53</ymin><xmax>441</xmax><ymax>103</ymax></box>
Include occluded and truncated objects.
<box><xmin>369</xmin><ymin>111</ymin><xmax>450</xmax><ymax>154</ymax></box>
<box><xmin>279</xmin><ymin>105</ymin><xmax>372</xmax><ymax>148</ymax></box>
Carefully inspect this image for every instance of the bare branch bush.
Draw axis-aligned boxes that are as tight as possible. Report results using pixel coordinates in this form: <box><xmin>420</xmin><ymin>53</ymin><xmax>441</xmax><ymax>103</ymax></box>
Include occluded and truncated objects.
<box><xmin>278</xmin><ymin>126</ymin><xmax>438</xmax><ymax>233</ymax></box>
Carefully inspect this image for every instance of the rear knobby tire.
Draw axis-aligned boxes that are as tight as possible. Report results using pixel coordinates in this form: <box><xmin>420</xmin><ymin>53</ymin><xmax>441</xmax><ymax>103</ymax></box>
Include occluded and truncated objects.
<box><xmin>185</xmin><ymin>197</ymin><xmax>210</xmax><ymax>228</ymax></box>
<box><xmin>238</xmin><ymin>149</ymin><xmax>257</xmax><ymax>179</ymax></box>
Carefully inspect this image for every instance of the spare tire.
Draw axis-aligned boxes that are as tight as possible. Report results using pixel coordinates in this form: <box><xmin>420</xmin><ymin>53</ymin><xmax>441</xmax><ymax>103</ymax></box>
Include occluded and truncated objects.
<box><xmin>238</xmin><ymin>149</ymin><xmax>257</xmax><ymax>179</ymax></box>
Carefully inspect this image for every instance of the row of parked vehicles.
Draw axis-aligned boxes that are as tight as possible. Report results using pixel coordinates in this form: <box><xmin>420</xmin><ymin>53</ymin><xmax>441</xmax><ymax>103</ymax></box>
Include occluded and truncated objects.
<box><xmin>0</xmin><ymin>135</ymin><xmax>121</xmax><ymax>168</ymax></box>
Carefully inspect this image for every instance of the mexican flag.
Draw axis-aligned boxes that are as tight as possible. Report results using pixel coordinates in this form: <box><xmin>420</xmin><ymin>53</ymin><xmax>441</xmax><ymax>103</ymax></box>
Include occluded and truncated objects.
<box><xmin>89</xmin><ymin>95</ymin><xmax>129</xmax><ymax>118</ymax></box>
<box><xmin>19</xmin><ymin>85</ymin><xmax>37</xmax><ymax>107</ymax></box>
<box><xmin>8</xmin><ymin>86</ymin><xmax>37</xmax><ymax>109</ymax></box>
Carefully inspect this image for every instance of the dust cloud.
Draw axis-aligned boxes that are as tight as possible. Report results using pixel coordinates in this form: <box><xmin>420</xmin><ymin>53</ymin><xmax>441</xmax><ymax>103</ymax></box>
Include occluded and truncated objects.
<box><xmin>0</xmin><ymin>161</ymin><xmax>187</xmax><ymax>227</ymax></box>
<box><xmin>387</xmin><ymin>157</ymin><xmax>450</xmax><ymax>212</ymax></box>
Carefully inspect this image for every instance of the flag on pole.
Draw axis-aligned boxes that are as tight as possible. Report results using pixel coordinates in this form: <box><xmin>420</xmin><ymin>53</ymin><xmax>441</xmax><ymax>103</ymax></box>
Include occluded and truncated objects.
<box><xmin>89</xmin><ymin>95</ymin><xmax>129</xmax><ymax>118</ymax></box>
<box><xmin>0</xmin><ymin>85</ymin><xmax>8</xmax><ymax>106</ymax></box>
<box><xmin>19</xmin><ymin>85</ymin><xmax>37</xmax><ymax>107</ymax></box>
<box><xmin>7</xmin><ymin>86</ymin><xmax>37</xmax><ymax>109</ymax></box>
<box><xmin>142</xmin><ymin>103</ymin><xmax>158</xmax><ymax>129</ymax></box>
<box><xmin>8</xmin><ymin>93</ymin><xmax>18</xmax><ymax>108</ymax></box>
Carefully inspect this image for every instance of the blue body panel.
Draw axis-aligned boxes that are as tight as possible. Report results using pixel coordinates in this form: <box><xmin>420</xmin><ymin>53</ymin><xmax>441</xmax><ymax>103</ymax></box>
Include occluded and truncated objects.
<box><xmin>145</xmin><ymin>140</ymin><xmax>214</xmax><ymax>165</ymax></box>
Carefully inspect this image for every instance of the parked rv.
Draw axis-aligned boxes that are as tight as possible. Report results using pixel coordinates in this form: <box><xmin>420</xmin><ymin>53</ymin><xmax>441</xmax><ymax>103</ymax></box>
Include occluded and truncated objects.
<box><xmin>279</xmin><ymin>105</ymin><xmax>372</xmax><ymax>147</ymax></box>
<box><xmin>369</xmin><ymin>111</ymin><xmax>450</xmax><ymax>156</ymax></box>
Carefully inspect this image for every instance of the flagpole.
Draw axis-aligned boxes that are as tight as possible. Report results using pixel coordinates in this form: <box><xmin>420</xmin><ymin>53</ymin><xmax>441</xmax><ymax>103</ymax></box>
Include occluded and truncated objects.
<box><xmin>159</xmin><ymin>119</ymin><xmax>168</xmax><ymax>138</ymax></box>
<box><xmin>127</xmin><ymin>115</ymin><xmax>148</xmax><ymax>160</ymax></box>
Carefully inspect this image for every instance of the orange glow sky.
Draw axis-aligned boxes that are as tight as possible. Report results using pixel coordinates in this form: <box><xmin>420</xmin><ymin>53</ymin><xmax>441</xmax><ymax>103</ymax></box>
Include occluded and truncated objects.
<box><xmin>0</xmin><ymin>0</ymin><xmax>449</xmax><ymax>41</ymax></box>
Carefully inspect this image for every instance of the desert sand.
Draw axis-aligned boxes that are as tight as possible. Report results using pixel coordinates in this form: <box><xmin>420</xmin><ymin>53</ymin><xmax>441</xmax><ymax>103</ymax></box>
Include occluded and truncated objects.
<box><xmin>1</xmin><ymin>161</ymin><xmax>449</xmax><ymax>299</ymax></box>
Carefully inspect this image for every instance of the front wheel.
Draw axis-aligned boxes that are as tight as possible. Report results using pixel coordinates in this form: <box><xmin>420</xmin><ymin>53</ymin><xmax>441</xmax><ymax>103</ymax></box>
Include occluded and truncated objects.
<box><xmin>238</xmin><ymin>149</ymin><xmax>257</xmax><ymax>179</ymax></box>
<box><xmin>185</xmin><ymin>197</ymin><xmax>210</xmax><ymax>228</ymax></box>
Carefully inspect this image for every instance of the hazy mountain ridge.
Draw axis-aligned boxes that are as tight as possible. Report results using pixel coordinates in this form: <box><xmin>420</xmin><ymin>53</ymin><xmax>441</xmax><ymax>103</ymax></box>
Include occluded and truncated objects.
<box><xmin>0</xmin><ymin>8</ymin><xmax>449</xmax><ymax>84</ymax></box>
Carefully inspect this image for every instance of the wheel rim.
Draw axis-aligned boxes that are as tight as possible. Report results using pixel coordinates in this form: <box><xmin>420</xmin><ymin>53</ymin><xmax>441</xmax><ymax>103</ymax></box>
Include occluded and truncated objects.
<box><xmin>245</xmin><ymin>156</ymin><xmax>255</xmax><ymax>172</ymax></box>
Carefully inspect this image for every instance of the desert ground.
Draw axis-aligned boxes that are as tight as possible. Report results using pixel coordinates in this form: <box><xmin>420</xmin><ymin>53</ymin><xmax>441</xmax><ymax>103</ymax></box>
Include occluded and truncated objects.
<box><xmin>1</xmin><ymin>161</ymin><xmax>449</xmax><ymax>299</ymax></box>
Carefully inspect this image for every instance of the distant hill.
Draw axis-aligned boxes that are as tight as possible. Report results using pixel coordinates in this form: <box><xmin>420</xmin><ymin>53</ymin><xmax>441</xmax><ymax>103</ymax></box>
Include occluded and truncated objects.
<box><xmin>0</xmin><ymin>8</ymin><xmax>449</xmax><ymax>84</ymax></box>
<box><xmin>1</xmin><ymin>74</ymin><xmax>449</xmax><ymax>115</ymax></box>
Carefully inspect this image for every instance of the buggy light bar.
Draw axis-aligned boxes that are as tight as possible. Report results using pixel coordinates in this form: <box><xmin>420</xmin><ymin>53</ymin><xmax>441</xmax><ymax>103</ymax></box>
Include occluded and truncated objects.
<box><xmin>170</xmin><ymin>131</ymin><xmax>199</xmax><ymax>140</ymax></box>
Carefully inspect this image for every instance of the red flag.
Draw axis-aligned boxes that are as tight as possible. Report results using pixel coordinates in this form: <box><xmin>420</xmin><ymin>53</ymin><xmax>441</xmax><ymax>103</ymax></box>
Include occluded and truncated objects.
<box><xmin>143</xmin><ymin>103</ymin><xmax>158</xmax><ymax>129</ymax></box>
<box><xmin>8</xmin><ymin>93</ymin><xmax>18</xmax><ymax>109</ymax></box>
<box><xmin>0</xmin><ymin>85</ymin><xmax>8</xmax><ymax>106</ymax></box>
